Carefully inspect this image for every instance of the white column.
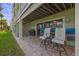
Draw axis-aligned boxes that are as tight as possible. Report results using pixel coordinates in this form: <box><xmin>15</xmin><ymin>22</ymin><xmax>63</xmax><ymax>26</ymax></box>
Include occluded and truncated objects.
<box><xmin>75</xmin><ymin>3</ymin><xmax>79</xmax><ymax>56</ymax></box>
<box><xmin>19</xmin><ymin>20</ymin><xmax>23</xmax><ymax>39</ymax></box>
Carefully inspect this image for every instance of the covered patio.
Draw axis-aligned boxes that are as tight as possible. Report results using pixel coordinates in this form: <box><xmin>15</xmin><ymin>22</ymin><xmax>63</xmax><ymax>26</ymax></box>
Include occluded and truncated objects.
<box><xmin>14</xmin><ymin>3</ymin><xmax>75</xmax><ymax>56</ymax></box>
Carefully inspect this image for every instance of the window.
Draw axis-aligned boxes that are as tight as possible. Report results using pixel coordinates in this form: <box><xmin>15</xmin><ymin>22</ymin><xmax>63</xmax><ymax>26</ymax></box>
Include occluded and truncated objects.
<box><xmin>37</xmin><ymin>18</ymin><xmax>64</xmax><ymax>36</ymax></box>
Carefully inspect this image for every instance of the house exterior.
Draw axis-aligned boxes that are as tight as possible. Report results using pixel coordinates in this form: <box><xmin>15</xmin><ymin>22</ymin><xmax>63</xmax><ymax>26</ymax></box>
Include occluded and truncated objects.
<box><xmin>11</xmin><ymin>3</ymin><xmax>75</xmax><ymax>46</ymax></box>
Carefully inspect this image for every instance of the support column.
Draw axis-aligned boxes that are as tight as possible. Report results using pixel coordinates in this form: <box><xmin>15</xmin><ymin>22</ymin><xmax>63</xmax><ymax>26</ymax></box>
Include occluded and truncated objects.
<box><xmin>75</xmin><ymin>3</ymin><xmax>79</xmax><ymax>56</ymax></box>
<box><xmin>19</xmin><ymin>20</ymin><xmax>23</xmax><ymax>39</ymax></box>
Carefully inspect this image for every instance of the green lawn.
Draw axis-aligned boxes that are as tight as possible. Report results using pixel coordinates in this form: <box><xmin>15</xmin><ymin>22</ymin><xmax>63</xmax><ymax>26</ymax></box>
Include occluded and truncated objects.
<box><xmin>0</xmin><ymin>31</ymin><xmax>25</xmax><ymax>56</ymax></box>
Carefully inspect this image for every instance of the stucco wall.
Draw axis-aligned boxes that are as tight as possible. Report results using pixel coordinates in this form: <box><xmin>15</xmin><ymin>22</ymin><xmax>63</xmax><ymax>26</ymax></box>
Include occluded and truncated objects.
<box><xmin>23</xmin><ymin>8</ymin><xmax>75</xmax><ymax>32</ymax></box>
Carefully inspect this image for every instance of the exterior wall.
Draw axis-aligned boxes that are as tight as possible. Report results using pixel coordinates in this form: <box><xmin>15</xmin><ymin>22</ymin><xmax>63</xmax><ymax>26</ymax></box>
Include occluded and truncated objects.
<box><xmin>23</xmin><ymin>8</ymin><xmax>75</xmax><ymax>33</ymax></box>
<box><xmin>11</xmin><ymin>3</ymin><xmax>28</xmax><ymax>37</ymax></box>
<box><xmin>13</xmin><ymin>3</ymin><xmax>20</xmax><ymax>21</ymax></box>
<box><xmin>12</xmin><ymin>3</ymin><xmax>28</xmax><ymax>22</ymax></box>
<box><xmin>11</xmin><ymin>3</ymin><xmax>42</xmax><ymax>37</ymax></box>
<box><xmin>15</xmin><ymin>23</ymin><xmax>19</xmax><ymax>37</ymax></box>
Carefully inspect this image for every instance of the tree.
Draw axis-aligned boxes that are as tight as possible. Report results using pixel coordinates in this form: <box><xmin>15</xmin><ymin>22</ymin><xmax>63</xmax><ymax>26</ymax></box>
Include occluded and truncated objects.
<box><xmin>0</xmin><ymin>5</ymin><xmax>8</xmax><ymax>31</ymax></box>
<box><xmin>0</xmin><ymin>6</ymin><xmax>2</xmax><ymax>11</ymax></box>
<box><xmin>0</xmin><ymin>4</ymin><xmax>9</xmax><ymax>31</ymax></box>
<box><xmin>0</xmin><ymin>13</ymin><xmax>3</xmax><ymax>19</ymax></box>
<box><xmin>0</xmin><ymin>5</ymin><xmax>4</xmax><ymax>20</ymax></box>
<box><xmin>0</xmin><ymin>19</ymin><xmax>8</xmax><ymax>31</ymax></box>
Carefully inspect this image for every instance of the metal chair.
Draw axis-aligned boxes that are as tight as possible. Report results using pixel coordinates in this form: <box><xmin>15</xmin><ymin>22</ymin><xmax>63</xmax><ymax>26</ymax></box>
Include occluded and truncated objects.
<box><xmin>52</xmin><ymin>28</ymin><xmax>68</xmax><ymax>56</ymax></box>
<box><xmin>40</xmin><ymin>28</ymin><xmax>51</xmax><ymax>49</ymax></box>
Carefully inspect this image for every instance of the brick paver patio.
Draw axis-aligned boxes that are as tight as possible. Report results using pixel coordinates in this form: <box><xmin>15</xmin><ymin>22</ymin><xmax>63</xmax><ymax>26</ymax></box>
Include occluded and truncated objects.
<box><xmin>14</xmin><ymin>36</ymin><xmax>75</xmax><ymax>56</ymax></box>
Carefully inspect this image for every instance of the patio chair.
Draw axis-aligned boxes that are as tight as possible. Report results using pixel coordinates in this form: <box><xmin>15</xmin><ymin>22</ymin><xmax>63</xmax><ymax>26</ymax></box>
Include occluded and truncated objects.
<box><xmin>40</xmin><ymin>28</ymin><xmax>51</xmax><ymax>49</ymax></box>
<box><xmin>52</xmin><ymin>28</ymin><xmax>68</xmax><ymax>56</ymax></box>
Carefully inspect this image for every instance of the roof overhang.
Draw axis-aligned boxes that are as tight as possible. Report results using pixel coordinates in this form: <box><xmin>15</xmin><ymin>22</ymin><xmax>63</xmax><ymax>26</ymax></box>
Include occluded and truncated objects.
<box><xmin>17</xmin><ymin>3</ymin><xmax>43</xmax><ymax>22</ymax></box>
<box><xmin>21</xmin><ymin>3</ymin><xmax>75</xmax><ymax>23</ymax></box>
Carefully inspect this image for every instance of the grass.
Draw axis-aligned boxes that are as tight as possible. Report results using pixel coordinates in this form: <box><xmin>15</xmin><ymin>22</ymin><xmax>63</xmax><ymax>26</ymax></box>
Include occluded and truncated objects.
<box><xmin>0</xmin><ymin>31</ymin><xmax>25</xmax><ymax>56</ymax></box>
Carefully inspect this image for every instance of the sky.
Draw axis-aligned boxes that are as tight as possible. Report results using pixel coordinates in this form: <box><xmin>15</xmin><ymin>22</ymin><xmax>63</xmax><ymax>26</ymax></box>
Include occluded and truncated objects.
<box><xmin>0</xmin><ymin>3</ymin><xmax>12</xmax><ymax>26</ymax></box>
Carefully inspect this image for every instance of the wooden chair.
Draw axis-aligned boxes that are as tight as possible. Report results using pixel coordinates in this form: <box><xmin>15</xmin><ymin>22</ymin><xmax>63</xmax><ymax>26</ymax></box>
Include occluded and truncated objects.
<box><xmin>52</xmin><ymin>28</ymin><xmax>68</xmax><ymax>56</ymax></box>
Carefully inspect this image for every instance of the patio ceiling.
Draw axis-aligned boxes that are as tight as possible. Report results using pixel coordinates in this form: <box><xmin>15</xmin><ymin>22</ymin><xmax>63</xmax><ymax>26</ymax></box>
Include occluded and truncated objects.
<box><xmin>23</xmin><ymin>3</ymin><xmax>75</xmax><ymax>23</ymax></box>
